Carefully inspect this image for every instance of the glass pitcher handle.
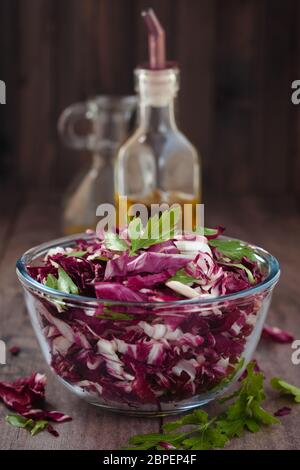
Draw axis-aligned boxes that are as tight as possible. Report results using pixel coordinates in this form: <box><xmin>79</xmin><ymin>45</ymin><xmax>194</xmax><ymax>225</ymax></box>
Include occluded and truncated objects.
<box><xmin>58</xmin><ymin>103</ymin><xmax>95</xmax><ymax>150</ymax></box>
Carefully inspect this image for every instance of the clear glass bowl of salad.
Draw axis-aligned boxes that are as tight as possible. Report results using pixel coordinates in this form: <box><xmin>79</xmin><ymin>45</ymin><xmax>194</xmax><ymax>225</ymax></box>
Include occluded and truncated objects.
<box><xmin>16</xmin><ymin>221</ymin><xmax>280</xmax><ymax>416</ymax></box>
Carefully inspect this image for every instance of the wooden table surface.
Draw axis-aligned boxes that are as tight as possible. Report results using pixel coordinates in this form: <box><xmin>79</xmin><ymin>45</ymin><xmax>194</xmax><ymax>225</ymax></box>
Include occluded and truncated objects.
<box><xmin>0</xmin><ymin>193</ymin><xmax>300</xmax><ymax>450</ymax></box>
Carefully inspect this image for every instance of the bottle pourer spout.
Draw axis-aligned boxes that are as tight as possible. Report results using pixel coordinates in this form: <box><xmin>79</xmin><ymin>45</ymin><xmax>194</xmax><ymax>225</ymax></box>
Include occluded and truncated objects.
<box><xmin>142</xmin><ymin>8</ymin><xmax>166</xmax><ymax>70</ymax></box>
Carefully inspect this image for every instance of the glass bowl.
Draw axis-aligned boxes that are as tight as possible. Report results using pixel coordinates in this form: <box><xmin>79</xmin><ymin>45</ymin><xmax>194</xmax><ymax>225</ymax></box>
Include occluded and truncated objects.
<box><xmin>16</xmin><ymin>233</ymin><xmax>280</xmax><ymax>417</ymax></box>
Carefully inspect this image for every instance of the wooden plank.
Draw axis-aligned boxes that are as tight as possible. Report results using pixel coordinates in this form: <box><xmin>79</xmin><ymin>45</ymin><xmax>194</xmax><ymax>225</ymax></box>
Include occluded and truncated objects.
<box><xmin>176</xmin><ymin>0</ymin><xmax>215</xmax><ymax>199</ymax></box>
<box><xmin>203</xmin><ymin>195</ymin><xmax>300</xmax><ymax>449</ymax></box>
<box><xmin>54</xmin><ymin>0</ymin><xmax>96</xmax><ymax>189</ymax></box>
<box><xmin>0</xmin><ymin>0</ymin><xmax>19</xmax><ymax>183</ymax></box>
<box><xmin>16</xmin><ymin>0</ymin><xmax>58</xmax><ymax>190</ymax></box>
<box><xmin>1</xmin><ymin>0</ymin><xmax>298</xmax><ymax>200</ymax></box>
<box><xmin>290</xmin><ymin>0</ymin><xmax>300</xmax><ymax>202</ymax></box>
<box><xmin>55</xmin><ymin>0</ymin><xmax>136</xmax><ymax>189</ymax></box>
<box><xmin>0</xmin><ymin>196</ymin><xmax>159</xmax><ymax>450</ymax></box>
<box><xmin>94</xmin><ymin>0</ymin><xmax>135</xmax><ymax>94</ymax></box>
<box><xmin>0</xmin><ymin>189</ymin><xmax>20</xmax><ymax>260</ymax></box>
<box><xmin>212</xmin><ymin>0</ymin><xmax>259</xmax><ymax>195</ymax></box>
<box><xmin>253</xmin><ymin>0</ymin><xmax>294</xmax><ymax>196</ymax></box>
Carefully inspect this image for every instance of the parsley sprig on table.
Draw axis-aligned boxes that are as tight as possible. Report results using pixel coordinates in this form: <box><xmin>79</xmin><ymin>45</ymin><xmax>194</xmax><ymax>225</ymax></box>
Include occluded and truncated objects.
<box><xmin>5</xmin><ymin>414</ymin><xmax>48</xmax><ymax>436</ymax></box>
<box><xmin>270</xmin><ymin>377</ymin><xmax>300</xmax><ymax>403</ymax></box>
<box><xmin>124</xmin><ymin>362</ymin><xmax>279</xmax><ymax>450</ymax></box>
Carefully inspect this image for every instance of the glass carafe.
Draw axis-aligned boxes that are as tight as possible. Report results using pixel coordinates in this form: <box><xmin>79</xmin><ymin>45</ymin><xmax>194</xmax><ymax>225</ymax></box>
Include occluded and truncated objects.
<box><xmin>114</xmin><ymin>68</ymin><xmax>201</xmax><ymax>227</ymax></box>
<box><xmin>58</xmin><ymin>96</ymin><xmax>137</xmax><ymax>234</ymax></box>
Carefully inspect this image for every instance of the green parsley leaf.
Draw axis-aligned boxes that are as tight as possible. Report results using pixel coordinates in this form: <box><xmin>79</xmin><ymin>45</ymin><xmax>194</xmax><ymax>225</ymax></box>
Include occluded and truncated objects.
<box><xmin>104</xmin><ymin>232</ymin><xmax>128</xmax><ymax>252</ymax></box>
<box><xmin>229</xmin><ymin>263</ymin><xmax>255</xmax><ymax>284</ymax></box>
<box><xmin>270</xmin><ymin>377</ymin><xmax>300</xmax><ymax>403</ymax></box>
<box><xmin>218</xmin><ymin>261</ymin><xmax>255</xmax><ymax>284</ymax></box>
<box><xmin>203</xmin><ymin>227</ymin><xmax>219</xmax><ymax>237</ymax></box>
<box><xmin>6</xmin><ymin>414</ymin><xmax>49</xmax><ymax>437</ymax></box>
<box><xmin>123</xmin><ymin>361</ymin><xmax>279</xmax><ymax>450</ymax></box>
<box><xmin>158</xmin><ymin>206</ymin><xmax>181</xmax><ymax>239</ymax></box>
<box><xmin>44</xmin><ymin>274</ymin><xmax>67</xmax><ymax>311</ymax></box>
<box><xmin>45</xmin><ymin>269</ymin><xmax>79</xmax><ymax>295</ymax></box>
<box><xmin>245</xmin><ymin>418</ymin><xmax>260</xmax><ymax>433</ymax></box>
<box><xmin>124</xmin><ymin>432</ymin><xmax>185</xmax><ymax>450</ymax></box>
<box><xmin>168</xmin><ymin>268</ymin><xmax>196</xmax><ymax>285</ymax></box>
<box><xmin>218</xmin><ymin>362</ymin><xmax>279</xmax><ymax>438</ymax></box>
<box><xmin>209</xmin><ymin>239</ymin><xmax>256</xmax><ymax>262</ymax></box>
<box><xmin>30</xmin><ymin>420</ymin><xmax>49</xmax><ymax>436</ymax></box>
<box><xmin>96</xmin><ymin>307</ymin><xmax>134</xmax><ymax>321</ymax></box>
<box><xmin>183</xmin><ymin>424</ymin><xmax>228</xmax><ymax>450</ymax></box>
<box><xmin>251</xmin><ymin>401</ymin><xmax>279</xmax><ymax>425</ymax></box>
<box><xmin>128</xmin><ymin>217</ymin><xmax>142</xmax><ymax>241</ymax></box>
<box><xmin>45</xmin><ymin>273</ymin><xmax>58</xmax><ymax>289</ymax></box>
<box><xmin>130</xmin><ymin>207</ymin><xmax>181</xmax><ymax>254</ymax></box>
<box><xmin>89</xmin><ymin>255</ymin><xmax>110</xmax><ymax>261</ymax></box>
<box><xmin>163</xmin><ymin>409</ymin><xmax>209</xmax><ymax>432</ymax></box>
<box><xmin>57</xmin><ymin>268</ymin><xmax>79</xmax><ymax>295</ymax></box>
<box><xmin>6</xmin><ymin>414</ymin><xmax>34</xmax><ymax>429</ymax></box>
<box><xmin>66</xmin><ymin>250</ymin><xmax>87</xmax><ymax>258</ymax></box>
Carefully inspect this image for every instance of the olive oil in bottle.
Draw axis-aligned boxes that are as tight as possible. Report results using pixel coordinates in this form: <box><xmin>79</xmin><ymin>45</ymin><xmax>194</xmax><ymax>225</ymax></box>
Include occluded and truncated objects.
<box><xmin>114</xmin><ymin>9</ymin><xmax>201</xmax><ymax>229</ymax></box>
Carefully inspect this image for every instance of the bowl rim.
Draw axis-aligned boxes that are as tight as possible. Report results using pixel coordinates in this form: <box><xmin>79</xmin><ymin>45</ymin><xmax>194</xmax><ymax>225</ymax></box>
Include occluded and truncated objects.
<box><xmin>16</xmin><ymin>232</ymin><xmax>281</xmax><ymax>307</ymax></box>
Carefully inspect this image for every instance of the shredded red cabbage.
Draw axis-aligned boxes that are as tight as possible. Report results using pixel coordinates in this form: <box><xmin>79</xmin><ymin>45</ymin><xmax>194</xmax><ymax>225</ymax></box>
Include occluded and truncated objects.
<box><xmin>274</xmin><ymin>406</ymin><xmax>292</xmax><ymax>417</ymax></box>
<box><xmin>26</xmin><ymin>227</ymin><xmax>267</xmax><ymax>407</ymax></box>
<box><xmin>0</xmin><ymin>373</ymin><xmax>72</xmax><ymax>423</ymax></box>
<box><xmin>9</xmin><ymin>346</ymin><xmax>21</xmax><ymax>356</ymax></box>
<box><xmin>262</xmin><ymin>326</ymin><xmax>294</xmax><ymax>344</ymax></box>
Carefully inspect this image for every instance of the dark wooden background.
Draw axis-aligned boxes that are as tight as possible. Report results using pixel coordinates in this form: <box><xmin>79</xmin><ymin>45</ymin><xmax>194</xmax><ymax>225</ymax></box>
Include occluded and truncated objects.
<box><xmin>1</xmin><ymin>0</ymin><xmax>300</xmax><ymax>450</ymax></box>
<box><xmin>0</xmin><ymin>0</ymin><xmax>300</xmax><ymax>200</ymax></box>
